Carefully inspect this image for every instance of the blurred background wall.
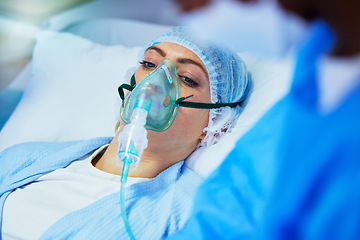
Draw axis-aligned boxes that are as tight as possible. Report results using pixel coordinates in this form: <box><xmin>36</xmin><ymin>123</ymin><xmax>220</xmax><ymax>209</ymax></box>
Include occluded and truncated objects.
<box><xmin>0</xmin><ymin>0</ymin><xmax>180</xmax><ymax>90</ymax></box>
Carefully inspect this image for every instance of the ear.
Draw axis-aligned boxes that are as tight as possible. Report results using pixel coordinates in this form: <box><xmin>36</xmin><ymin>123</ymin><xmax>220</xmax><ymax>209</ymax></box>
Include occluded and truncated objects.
<box><xmin>198</xmin><ymin>132</ymin><xmax>207</xmax><ymax>143</ymax></box>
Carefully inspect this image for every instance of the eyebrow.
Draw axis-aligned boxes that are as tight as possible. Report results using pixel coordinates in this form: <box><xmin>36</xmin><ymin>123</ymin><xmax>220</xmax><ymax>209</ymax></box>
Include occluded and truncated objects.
<box><xmin>146</xmin><ymin>46</ymin><xmax>208</xmax><ymax>76</ymax></box>
<box><xmin>176</xmin><ymin>58</ymin><xmax>207</xmax><ymax>76</ymax></box>
<box><xmin>147</xmin><ymin>46</ymin><xmax>166</xmax><ymax>57</ymax></box>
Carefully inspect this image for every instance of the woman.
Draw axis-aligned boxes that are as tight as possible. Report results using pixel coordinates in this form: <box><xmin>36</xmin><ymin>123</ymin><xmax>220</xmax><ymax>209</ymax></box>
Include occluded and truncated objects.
<box><xmin>0</xmin><ymin>27</ymin><xmax>249</xmax><ymax>240</ymax></box>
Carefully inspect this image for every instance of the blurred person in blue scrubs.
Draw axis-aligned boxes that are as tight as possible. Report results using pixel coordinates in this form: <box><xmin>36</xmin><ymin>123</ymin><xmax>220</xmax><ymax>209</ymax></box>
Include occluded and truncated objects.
<box><xmin>168</xmin><ymin>0</ymin><xmax>360</xmax><ymax>239</ymax></box>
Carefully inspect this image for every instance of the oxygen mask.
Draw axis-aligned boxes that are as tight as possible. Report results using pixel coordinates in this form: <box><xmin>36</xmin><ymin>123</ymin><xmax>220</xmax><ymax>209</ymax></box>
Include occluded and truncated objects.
<box><xmin>120</xmin><ymin>58</ymin><xmax>180</xmax><ymax>132</ymax></box>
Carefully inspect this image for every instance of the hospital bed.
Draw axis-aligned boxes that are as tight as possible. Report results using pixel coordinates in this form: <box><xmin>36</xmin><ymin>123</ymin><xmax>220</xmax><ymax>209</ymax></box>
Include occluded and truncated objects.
<box><xmin>0</xmin><ymin>16</ymin><xmax>292</xmax><ymax>178</ymax></box>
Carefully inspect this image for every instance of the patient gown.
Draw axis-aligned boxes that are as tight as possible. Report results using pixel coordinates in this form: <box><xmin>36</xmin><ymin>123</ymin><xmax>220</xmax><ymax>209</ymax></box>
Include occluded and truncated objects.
<box><xmin>0</xmin><ymin>137</ymin><xmax>201</xmax><ymax>240</ymax></box>
<box><xmin>167</xmin><ymin>21</ymin><xmax>360</xmax><ymax>239</ymax></box>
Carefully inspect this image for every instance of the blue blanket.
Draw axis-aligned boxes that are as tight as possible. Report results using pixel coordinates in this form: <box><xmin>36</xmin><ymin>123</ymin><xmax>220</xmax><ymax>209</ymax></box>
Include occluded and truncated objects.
<box><xmin>0</xmin><ymin>137</ymin><xmax>202</xmax><ymax>239</ymax></box>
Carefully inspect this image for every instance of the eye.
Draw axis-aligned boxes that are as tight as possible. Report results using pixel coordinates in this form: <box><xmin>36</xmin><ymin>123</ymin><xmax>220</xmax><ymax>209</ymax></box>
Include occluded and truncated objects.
<box><xmin>180</xmin><ymin>76</ymin><xmax>198</xmax><ymax>88</ymax></box>
<box><xmin>139</xmin><ymin>60</ymin><xmax>157</xmax><ymax>69</ymax></box>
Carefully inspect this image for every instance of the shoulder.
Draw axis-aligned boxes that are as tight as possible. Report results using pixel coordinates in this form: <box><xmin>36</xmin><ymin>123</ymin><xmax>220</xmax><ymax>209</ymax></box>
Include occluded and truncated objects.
<box><xmin>157</xmin><ymin>165</ymin><xmax>202</xmax><ymax>235</ymax></box>
<box><xmin>0</xmin><ymin>137</ymin><xmax>112</xmax><ymax>177</ymax></box>
<box><xmin>0</xmin><ymin>141</ymin><xmax>62</xmax><ymax>166</ymax></box>
<box><xmin>169</xmin><ymin>165</ymin><xmax>203</xmax><ymax>212</ymax></box>
<box><xmin>176</xmin><ymin>165</ymin><xmax>203</xmax><ymax>196</ymax></box>
<box><xmin>0</xmin><ymin>137</ymin><xmax>112</xmax><ymax>159</ymax></box>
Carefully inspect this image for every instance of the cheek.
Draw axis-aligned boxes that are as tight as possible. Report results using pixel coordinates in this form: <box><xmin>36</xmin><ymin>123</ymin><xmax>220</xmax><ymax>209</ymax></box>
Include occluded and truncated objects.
<box><xmin>150</xmin><ymin>107</ymin><xmax>209</xmax><ymax>145</ymax></box>
<box><xmin>145</xmin><ymin>108</ymin><xmax>209</xmax><ymax>151</ymax></box>
<box><xmin>175</xmin><ymin>107</ymin><xmax>209</xmax><ymax>136</ymax></box>
<box><xmin>134</xmin><ymin>69</ymin><xmax>146</xmax><ymax>83</ymax></box>
<box><xmin>175</xmin><ymin>84</ymin><xmax>210</xmax><ymax>138</ymax></box>
<box><xmin>179</xmin><ymin>81</ymin><xmax>211</xmax><ymax>104</ymax></box>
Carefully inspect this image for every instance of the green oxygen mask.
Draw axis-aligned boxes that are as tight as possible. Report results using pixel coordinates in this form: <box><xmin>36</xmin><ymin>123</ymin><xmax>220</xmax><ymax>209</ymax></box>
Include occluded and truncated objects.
<box><xmin>120</xmin><ymin>58</ymin><xmax>180</xmax><ymax>132</ymax></box>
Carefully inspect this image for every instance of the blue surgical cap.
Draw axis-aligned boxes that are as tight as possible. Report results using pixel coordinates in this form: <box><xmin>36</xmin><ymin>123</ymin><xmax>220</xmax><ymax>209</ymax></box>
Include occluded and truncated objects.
<box><xmin>144</xmin><ymin>27</ymin><xmax>250</xmax><ymax>147</ymax></box>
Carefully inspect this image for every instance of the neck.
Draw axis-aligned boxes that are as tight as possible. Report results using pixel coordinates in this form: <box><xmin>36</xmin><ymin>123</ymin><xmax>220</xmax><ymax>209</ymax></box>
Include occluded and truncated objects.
<box><xmin>93</xmin><ymin>132</ymin><xmax>187</xmax><ymax>178</ymax></box>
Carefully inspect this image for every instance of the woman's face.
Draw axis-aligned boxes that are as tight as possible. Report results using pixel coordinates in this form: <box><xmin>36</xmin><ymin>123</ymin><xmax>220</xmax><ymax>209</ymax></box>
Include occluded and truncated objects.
<box><xmin>132</xmin><ymin>42</ymin><xmax>211</xmax><ymax>158</ymax></box>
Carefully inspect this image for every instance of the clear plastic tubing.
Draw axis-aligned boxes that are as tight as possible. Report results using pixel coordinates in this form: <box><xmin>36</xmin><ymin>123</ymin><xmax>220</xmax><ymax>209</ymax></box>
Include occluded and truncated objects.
<box><xmin>117</xmin><ymin>107</ymin><xmax>148</xmax><ymax>240</ymax></box>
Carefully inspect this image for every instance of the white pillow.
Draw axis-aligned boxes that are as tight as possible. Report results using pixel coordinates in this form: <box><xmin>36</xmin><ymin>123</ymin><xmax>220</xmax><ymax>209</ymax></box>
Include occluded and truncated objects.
<box><xmin>0</xmin><ymin>31</ymin><xmax>293</xmax><ymax>178</ymax></box>
<box><xmin>0</xmin><ymin>31</ymin><xmax>142</xmax><ymax>151</ymax></box>
<box><xmin>185</xmin><ymin>53</ymin><xmax>293</xmax><ymax>178</ymax></box>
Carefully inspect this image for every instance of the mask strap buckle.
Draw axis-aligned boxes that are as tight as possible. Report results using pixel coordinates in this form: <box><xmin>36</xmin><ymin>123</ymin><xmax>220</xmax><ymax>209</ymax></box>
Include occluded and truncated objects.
<box><xmin>175</xmin><ymin>95</ymin><xmax>194</xmax><ymax>104</ymax></box>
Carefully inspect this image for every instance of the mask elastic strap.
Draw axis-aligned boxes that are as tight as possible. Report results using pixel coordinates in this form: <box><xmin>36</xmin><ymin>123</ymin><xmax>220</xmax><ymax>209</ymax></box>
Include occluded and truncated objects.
<box><xmin>119</xmin><ymin>75</ymin><xmax>243</xmax><ymax>109</ymax></box>
<box><xmin>175</xmin><ymin>95</ymin><xmax>243</xmax><ymax>109</ymax></box>
<box><xmin>118</xmin><ymin>74</ymin><xmax>137</xmax><ymax>101</ymax></box>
